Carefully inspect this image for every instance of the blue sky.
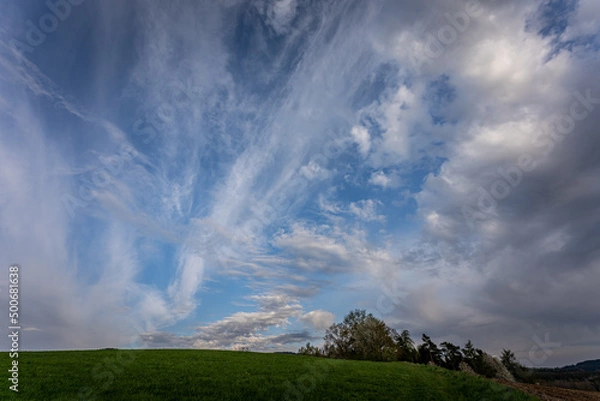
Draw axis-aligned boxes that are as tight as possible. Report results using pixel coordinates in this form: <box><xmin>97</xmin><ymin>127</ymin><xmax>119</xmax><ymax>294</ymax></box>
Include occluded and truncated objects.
<box><xmin>1</xmin><ymin>0</ymin><xmax>599</xmax><ymax>367</ymax></box>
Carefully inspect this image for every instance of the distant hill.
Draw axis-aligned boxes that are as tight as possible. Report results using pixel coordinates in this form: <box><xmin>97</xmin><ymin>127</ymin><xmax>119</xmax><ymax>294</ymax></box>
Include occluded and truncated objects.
<box><xmin>561</xmin><ymin>359</ymin><xmax>600</xmax><ymax>372</ymax></box>
<box><xmin>529</xmin><ymin>359</ymin><xmax>600</xmax><ymax>392</ymax></box>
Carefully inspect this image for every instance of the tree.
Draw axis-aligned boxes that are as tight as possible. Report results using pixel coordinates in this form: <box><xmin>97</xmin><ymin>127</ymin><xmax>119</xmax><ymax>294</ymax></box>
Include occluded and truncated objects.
<box><xmin>417</xmin><ymin>334</ymin><xmax>442</xmax><ymax>365</ymax></box>
<box><xmin>501</xmin><ymin>349</ymin><xmax>530</xmax><ymax>381</ymax></box>
<box><xmin>463</xmin><ymin>346</ymin><xmax>498</xmax><ymax>378</ymax></box>
<box><xmin>461</xmin><ymin>341</ymin><xmax>490</xmax><ymax>375</ymax></box>
<box><xmin>298</xmin><ymin>342</ymin><xmax>323</xmax><ymax>357</ymax></box>
<box><xmin>500</xmin><ymin>349</ymin><xmax>517</xmax><ymax>371</ymax></box>
<box><xmin>462</xmin><ymin>340</ymin><xmax>477</xmax><ymax>364</ymax></box>
<box><xmin>323</xmin><ymin>321</ymin><xmax>352</xmax><ymax>359</ymax></box>
<box><xmin>440</xmin><ymin>341</ymin><xmax>463</xmax><ymax>370</ymax></box>
<box><xmin>394</xmin><ymin>329</ymin><xmax>418</xmax><ymax>362</ymax></box>
<box><xmin>323</xmin><ymin>309</ymin><xmax>396</xmax><ymax>361</ymax></box>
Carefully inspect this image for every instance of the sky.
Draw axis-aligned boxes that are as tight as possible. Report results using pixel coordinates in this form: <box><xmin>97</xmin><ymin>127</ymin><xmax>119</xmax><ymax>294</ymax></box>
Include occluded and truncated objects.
<box><xmin>0</xmin><ymin>0</ymin><xmax>599</xmax><ymax>367</ymax></box>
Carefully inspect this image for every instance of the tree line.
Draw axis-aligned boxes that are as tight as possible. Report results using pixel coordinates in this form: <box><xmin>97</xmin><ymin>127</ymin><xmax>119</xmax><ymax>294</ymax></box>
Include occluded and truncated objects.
<box><xmin>298</xmin><ymin>309</ymin><xmax>526</xmax><ymax>381</ymax></box>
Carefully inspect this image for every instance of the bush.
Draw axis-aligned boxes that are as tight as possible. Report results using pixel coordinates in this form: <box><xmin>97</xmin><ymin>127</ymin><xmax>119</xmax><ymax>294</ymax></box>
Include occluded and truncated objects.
<box><xmin>298</xmin><ymin>342</ymin><xmax>323</xmax><ymax>357</ymax></box>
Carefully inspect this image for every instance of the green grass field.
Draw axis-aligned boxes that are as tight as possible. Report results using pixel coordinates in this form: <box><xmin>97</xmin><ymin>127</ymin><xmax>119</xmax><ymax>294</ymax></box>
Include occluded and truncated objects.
<box><xmin>0</xmin><ymin>349</ymin><xmax>539</xmax><ymax>400</ymax></box>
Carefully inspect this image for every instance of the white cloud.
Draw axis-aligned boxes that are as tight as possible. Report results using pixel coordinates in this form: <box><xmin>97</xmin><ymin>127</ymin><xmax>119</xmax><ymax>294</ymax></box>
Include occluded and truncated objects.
<box><xmin>299</xmin><ymin>310</ymin><xmax>335</xmax><ymax>331</ymax></box>
<box><xmin>168</xmin><ymin>251</ymin><xmax>205</xmax><ymax>319</ymax></box>
<box><xmin>142</xmin><ymin>293</ymin><xmax>309</xmax><ymax>350</ymax></box>
<box><xmin>360</xmin><ymin>0</ymin><xmax>600</xmax><ymax>365</ymax></box>
<box><xmin>563</xmin><ymin>0</ymin><xmax>600</xmax><ymax>41</ymax></box>
<box><xmin>270</xmin><ymin>221</ymin><xmax>394</xmax><ymax>277</ymax></box>
<box><xmin>300</xmin><ymin>160</ymin><xmax>332</xmax><ymax>180</ymax></box>
<box><xmin>259</xmin><ymin>0</ymin><xmax>298</xmax><ymax>35</ymax></box>
<box><xmin>317</xmin><ymin>193</ymin><xmax>343</xmax><ymax>215</ymax></box>
<box><xmin>349</xmin><ymin>199</ymin><xmax>385</xmax><ymax>222</ymax></box>
<box><xmin>351</xmin><ymin>125</ymin><xmax>371</xmax><ymax>156</ymax></box>
<box><xmin>368</xmin><ymin>170</ymin><xmax>401</xmax><ymax>188</ymax></box>
<box><xmin>273</xmin><ymin>223</ymin><xmax>352</xmax><ymax>272</ymax></box>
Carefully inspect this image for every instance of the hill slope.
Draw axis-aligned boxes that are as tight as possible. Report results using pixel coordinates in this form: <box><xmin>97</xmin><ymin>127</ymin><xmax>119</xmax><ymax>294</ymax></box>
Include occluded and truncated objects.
<box><xmin>562</xmin><ymin>359</ymin><xmax>600</xmax><ymax>372</ymax></box>
<box><xmin>1</xmin><ymin>349</ymin><xmax>538</xmax><ymax>400</ymax></box>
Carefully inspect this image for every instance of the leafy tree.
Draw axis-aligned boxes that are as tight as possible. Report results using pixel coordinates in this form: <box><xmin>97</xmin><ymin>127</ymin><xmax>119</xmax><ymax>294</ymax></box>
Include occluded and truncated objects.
<box><xmin>501</xmin><ymin>349</ymin><xmax>530</xmax><ymax>381</ymax></box>
<box><xmin>461</xmin><ymin>339</ymin><xmax>492</xmax><ymax>375</ymax></box>
<box><xmin>298</xmin><ymin>342</ymin><xmax>323</xmax><ymax>357</ymax></box>
<box><xmin>323</xmin><ymin>320</ymin><xmax>352</xmax><ymax>359</ymax></box>
<box><xmin>394</xmin><ymin>329</ymin><xmax>418</xmax><ymax>362</ymax></box>
<box><xmin>462</xmin><ymin>340</ymin><xmax>477</xmax><ymax>364</ymax></box>
<box><xmin>440</xmin><ymin>341</ymin><xmax>463</xmax><ymax>370</ymax></box>
<box><xmin>417</xmin><ymin>334</ymin><xmax>442</xmax><ymax>365</ymax></box>
<box><xmin>467</xmin><ymin>348</ymin><xmax>497</xmax><ymax>378</ymax></box>
<box><xmin>500</xmin><ymin>349</ymin><xmax>518</xmax><ymax>372</ymax></box>
<box><xmin>323</xmin><ymin>309</ymin><xmax>396</xmax><ymax>361</ymax></box>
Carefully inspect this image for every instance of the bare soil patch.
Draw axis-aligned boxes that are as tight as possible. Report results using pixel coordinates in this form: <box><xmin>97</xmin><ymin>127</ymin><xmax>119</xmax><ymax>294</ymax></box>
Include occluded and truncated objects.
<box><xmin>495</xmin><ymin>380</ymin><xmax>600</xmax><ymax>401</ymax></box>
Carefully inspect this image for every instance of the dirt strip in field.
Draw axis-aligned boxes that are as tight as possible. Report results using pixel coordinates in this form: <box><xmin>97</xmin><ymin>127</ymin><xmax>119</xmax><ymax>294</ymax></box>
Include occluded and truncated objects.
<box><xmin>494</xmin><ymin>380</ymin><xmax>600</xmax><ymax>401</ymax></box>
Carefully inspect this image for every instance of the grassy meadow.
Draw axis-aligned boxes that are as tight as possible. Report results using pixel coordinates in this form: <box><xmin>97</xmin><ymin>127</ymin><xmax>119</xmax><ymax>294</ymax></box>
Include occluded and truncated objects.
<box><xmin>0</xmin><ymin>349</ymin><xmax>539</xmax><ymax>400</ymax></box>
